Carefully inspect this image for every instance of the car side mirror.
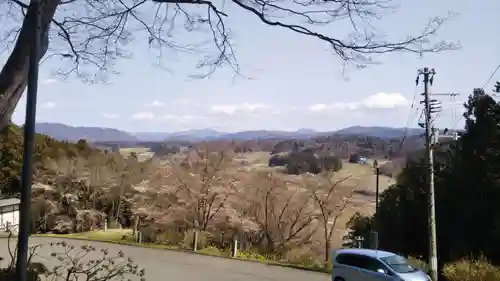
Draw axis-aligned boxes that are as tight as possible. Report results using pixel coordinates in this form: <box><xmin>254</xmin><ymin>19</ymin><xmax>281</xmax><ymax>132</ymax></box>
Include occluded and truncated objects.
<box><xmin>377</xmin><ymin>269</ymin><xmax>386</xmax><ymax>274</ymax></box>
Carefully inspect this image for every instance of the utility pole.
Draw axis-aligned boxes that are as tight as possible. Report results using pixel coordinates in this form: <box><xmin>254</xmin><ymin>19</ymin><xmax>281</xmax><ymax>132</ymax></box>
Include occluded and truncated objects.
<box><xmin>16</xmin><ymin>1</ymin><xmax>41</xmax><ymax>281</ymax></box>
<box><xmin>370</xmin><ymin>161</ymin><xmax>380</xmax><ymax>250</ymax></box>
<box><xmin>375</xmin><ymin>166</ymin><xmax>379</xmax><ymax>211</ymax></box>
<box><xmin>418</xmin><ymin>67</ymin><xmax>439</xmax><ymax>281</ymax></box>
<box><xmin>373</xmin><ymin>165</ymin><xmax>380</xmax><ymax>249</ymax></box>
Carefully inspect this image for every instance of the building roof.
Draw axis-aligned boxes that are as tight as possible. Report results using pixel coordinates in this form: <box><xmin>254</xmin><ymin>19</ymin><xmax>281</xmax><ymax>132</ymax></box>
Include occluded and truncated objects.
<box><xmin>0</xmin><ymin>198</ymin><xmax>21</xmax><ymax>207</ymax></box>
<box><xmin>333</xmin><ymin>248</ymin><xmax>395</xmax><ymax>259</ymax></box>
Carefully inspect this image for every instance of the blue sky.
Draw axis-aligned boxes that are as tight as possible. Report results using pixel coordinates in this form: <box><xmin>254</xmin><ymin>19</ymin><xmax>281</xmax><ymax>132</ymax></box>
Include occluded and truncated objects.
<box><xmin>2</xmin><ymin>0</ymin><xmax>499</xmax><ymax>133</ymax></box>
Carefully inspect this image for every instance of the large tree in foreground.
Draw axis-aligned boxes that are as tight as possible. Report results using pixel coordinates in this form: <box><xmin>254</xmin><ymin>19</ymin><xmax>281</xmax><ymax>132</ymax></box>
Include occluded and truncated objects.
<box><xmin>0</xmin><ymin>0</ymin><xmax>456</xmax><ymax>129</ymax></box>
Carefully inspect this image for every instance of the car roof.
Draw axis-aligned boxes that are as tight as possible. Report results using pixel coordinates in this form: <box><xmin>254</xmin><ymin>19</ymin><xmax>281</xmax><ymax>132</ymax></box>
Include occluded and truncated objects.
<box><xmin>333</xmin><ymin>248</ymin><xmax>396</xmax><ymax>259</ymax></box>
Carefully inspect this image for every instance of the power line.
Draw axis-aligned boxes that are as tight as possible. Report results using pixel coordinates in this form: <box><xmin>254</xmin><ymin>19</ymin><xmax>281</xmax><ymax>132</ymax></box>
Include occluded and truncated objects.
<box><xmin>404</xmin><ymin>84</ymin><xmax>420</xmax><ymax>131</ymax></box>
<box><xmin>482</xmin><ymin>62</ymin><xmax>500</xmax><ymax>90</ymax></box>
<box><xmin>451</xmin><ymin>62</ymin><xmax>500</xmax><ymax>130</ymax></box>
<box><xmin>396</xmin><ymin>84</ymin><xmax>420</xmax><ymax>155</ymax></box>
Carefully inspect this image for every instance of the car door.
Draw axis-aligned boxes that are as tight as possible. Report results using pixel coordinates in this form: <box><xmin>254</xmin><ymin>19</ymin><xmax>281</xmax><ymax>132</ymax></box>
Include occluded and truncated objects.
<box><xmin>333</xmin><ymin>254</ymin><xmax>365</xmax><ymax>281</ymax></box>
<box><xmin>356</xmin><ymin>256</ymin><xmax>396</xmax><ymax>281</ymax></box>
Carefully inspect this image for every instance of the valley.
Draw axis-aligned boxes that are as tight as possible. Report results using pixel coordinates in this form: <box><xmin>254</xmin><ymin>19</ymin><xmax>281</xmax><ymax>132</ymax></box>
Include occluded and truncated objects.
<box><xmin>2</xmin><ymin>122</ymin><xmax>404</xmax><ymax>267</ymax></box>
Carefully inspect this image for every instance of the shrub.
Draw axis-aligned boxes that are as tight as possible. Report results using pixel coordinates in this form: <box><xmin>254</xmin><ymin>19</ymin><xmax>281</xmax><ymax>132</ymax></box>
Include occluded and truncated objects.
<box><xmin>319</xmin><ymin>154</ymin><xmax>342</xmax><ymax>172</ymax></box>
<box><xmin>182</xmin><ymin>230</ymin><xmax>209</xmax><ymax>250</ymax></box>
<box><xmin>1</xmin><ymin>233</ymin><xmax>144</xmax><ymax>281</ymax></box>
<box><xmin>284</xmin><ymin>248</ymin><xmax>318</xmax><ymax>267</ymax></box>
<box><xmin>199</xmin><ymin>246</ymin><xmax>227</xmax><ymax>256</ymax></box>
<box><xmin>443</xmin><ymin>257</ymin><xmax>500</xmax><ymax>281</ymax></box>
<box><xmin>286</xmin><ymin>152</ymin><xmax>321</xmax><ymax>175</ymax></box>
<box><xmin>0</xmin><ymin>232</ymin><xmax>49</xmax><ymax>281</ymax></box>
<box><xmin>237</xmin><ymin>251</ymin><xmax>266</xmax><ymax>261</ymax></box>
<box><xmin>343</xmin><ymin>212</ymin><xmax>372</xmax><ymax>248</ymax></box>
<box><xmin>137</xmin><ymin>224</ymin><xmax>158</xmax><ymax>243</ymax></box>
<box><xmin>155</xmin><ymin>229</ymin><xmax>185</xmax><ymax>245</ymax></box>
<box><xmin>42</xmin><ymin>241</ymin><xmax>146</xmax><ymax>281</ymax></box>
<box><xmin>108</xmin><ymin>220</ymin><xmax>122</xmax><ymax>229</ymax></box>
<box><xmin>407</xmin><ymin>256</ymin><xmax>429</xmax><ymax>273</ymax></box>
<box><xmin>348</xmin><ymin>154</ymin><xmax>360</xmax><ymax>163</ymax></box>
<box><xmin>269</xmin><ymin>154</ymin><xmax>288</xmax><ymax>167</ymax></box>
<box><xmin>0</xmin><ymin>268</ymin><xmax>41</xmax><ymax>281</ymax></box>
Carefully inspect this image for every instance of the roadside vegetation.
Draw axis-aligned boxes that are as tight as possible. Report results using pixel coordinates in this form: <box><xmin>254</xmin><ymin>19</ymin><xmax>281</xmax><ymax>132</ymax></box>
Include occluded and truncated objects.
<box><xmin>0</xmin><ymin>233</ymin><xmax>145</xmax><ymax>281</ymax></box>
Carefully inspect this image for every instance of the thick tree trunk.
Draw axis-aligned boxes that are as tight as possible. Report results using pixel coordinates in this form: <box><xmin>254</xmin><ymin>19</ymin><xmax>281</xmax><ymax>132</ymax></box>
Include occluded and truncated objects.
<box><xmin>0</xmin><ymin>0</ymin><xmax>60</xmax><ymax>131</ymax></box>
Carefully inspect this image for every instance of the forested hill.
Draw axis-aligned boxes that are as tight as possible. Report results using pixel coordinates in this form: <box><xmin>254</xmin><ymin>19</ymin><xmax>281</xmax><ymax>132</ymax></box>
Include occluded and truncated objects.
<box><xmin>33</xmin><ymin>122</ymin><xmax>423</xmax><ymax>142</ymax></box>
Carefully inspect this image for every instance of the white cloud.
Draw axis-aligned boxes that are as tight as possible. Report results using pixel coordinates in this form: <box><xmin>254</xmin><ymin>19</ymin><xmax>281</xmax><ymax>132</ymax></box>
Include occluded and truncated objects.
<box><xmin>40</xmin><ymin>101</ymin><xmax>56</xmax><ymax>109</ymax></box>
<box><xmin>131</xmin><ymin>111</ymin><xmax>155</xmax><ymax>120</ymax></box>
<box><xmin>144</xmin><ymin>100</ymin><xmax>165</xmax><ymax>107</ymax></box>
<box><xmin>361</xmin><ymin>92</ymin><xmax>409</xmax><ymax>109</ymax></box>
<box><xmin>308</xmin><ymin>92</ymin><xmax>409</xmax><ymax>113</ymax></box>
<box><xmin>309</xmin><ymin>104</ymin><xmax>328</xmax><ymax>112</ymax></box>
<box><xmin>210</xmin><ymin>103</ymin><xmax>271</xmax><ymax>115</ymax></box>
<box><xmin>102</xmin><ymin>113</ymin><xmax>120</xmax><ymax>119</ymax></box>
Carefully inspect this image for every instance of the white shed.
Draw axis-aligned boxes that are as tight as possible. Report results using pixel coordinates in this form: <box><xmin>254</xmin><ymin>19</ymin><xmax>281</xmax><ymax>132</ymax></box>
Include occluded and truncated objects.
<box><xmin>0</xmin><ymin>198</ymin><xmax>20</xmax><ymax>232</ymax></box>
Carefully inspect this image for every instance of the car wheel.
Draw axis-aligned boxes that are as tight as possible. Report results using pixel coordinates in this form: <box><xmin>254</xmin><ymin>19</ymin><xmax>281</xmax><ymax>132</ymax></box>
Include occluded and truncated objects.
<box><xmin>333</xmin><ymin>277</ymin><xmax>345</xmax><ymax>281</ymax></box>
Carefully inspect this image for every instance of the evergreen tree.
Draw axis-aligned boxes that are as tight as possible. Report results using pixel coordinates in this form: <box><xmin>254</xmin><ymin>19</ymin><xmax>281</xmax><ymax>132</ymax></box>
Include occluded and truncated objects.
<box><xmin>441</xmin><ymin>88</ymin><xmax>500</xmax><ymax>261</ymax></box>
<box><xmin>0</xmin><ymin>124</ymin><xmax>23</xmax><ymax>196</ymax></box>
<box><xmin>368</xmin><ymin>86</ymin><xmax>500</xmax><ymax>265</ymax></box>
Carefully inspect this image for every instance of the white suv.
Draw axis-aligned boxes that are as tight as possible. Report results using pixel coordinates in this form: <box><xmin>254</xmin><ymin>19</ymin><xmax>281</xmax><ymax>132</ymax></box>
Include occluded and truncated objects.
<box><xmin>332</xmin><ymin>248</ymin><xmax>431</xmax><ymax>281</ymax></box>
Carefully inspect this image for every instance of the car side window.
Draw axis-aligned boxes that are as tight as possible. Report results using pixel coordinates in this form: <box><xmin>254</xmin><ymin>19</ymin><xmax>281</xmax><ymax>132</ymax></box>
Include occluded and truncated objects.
<box><xmin>335</xmin><ymin>254</ymin><xmax>350</xmax><ymax>265</ymax></box>
<box><xmin>335</xmin><ymin>254</ymin><xmax>362</xmax><ymax>267</ymax></box>
<box><xmin>357</xmin><ymin>256</ymin><xmax>389</xmax><ymax>273</ymax></box>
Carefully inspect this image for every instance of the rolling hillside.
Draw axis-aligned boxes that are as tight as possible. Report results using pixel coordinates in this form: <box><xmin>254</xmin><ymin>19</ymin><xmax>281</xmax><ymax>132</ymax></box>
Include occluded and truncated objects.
<box><xmin>35</xmin><ymin>123</ymin><xmax>138</xmax><ymax>142</ymax></box>
<box><xmin>34</xmin><ymin>123</ymin><xmax>424</xmax><ymax>142</ymax></box>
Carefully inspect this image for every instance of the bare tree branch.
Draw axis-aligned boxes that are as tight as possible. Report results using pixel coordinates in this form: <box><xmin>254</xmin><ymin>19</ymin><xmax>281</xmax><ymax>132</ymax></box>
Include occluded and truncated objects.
<box><xmin>308</xmin><ymin>173</ymin><xmax>358</xmax><ymax>263</ymax></box>
<box><xmin>0</xmin><ymin>0</ymin><xmax>457</xmax><ymax>130</ymax></box>
<box><xmin>242</xmin><ymin>172</ymin><xmax>319</xmax><ymax>254</ymax></box>
<box><xmin>0</xmin><ymin>0</ymin><xmax>457</xmax><ymax>78</ymax></box>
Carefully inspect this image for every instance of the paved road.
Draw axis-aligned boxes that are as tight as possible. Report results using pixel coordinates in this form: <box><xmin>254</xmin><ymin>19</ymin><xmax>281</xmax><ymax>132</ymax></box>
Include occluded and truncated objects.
<box><xmin>0</xmin><ymin>237</ymin><xmax>328</xmax><ymax>281</ymax></box>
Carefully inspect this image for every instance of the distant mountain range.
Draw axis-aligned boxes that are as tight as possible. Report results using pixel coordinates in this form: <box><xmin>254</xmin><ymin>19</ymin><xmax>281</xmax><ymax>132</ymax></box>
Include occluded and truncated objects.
<box><xmin>35</xmin><ymin>123</ymin><xmax>139</xmax><ymax>142</ymax></box>
<box><xmin>34</xmin><ymin>122</ymin><xmax>425</xmax><ymax>142</ymax></box>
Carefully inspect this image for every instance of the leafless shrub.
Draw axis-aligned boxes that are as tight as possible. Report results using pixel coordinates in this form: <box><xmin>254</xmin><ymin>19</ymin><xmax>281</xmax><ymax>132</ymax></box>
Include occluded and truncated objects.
<box><xmin>241</xmin><ymin>171</ymin><xmax>319</xmax><ymax>255</ymax></box>
<box><xmin>1</xmin><ymin>231</ymin><xmax>45</xmax><ymax>274</ymax></box>
<box><xmin>155</xmin><ymin>150</ymin><xmax>240</xmax><ymax>232</ymax></box>
<box><xmin>1</xmin><ymin>234</ymin><xmax>143</xmax><ymax>281</ymax></box>
<box><xmin>42</xmin><ymin>241</ymin><xmax>146</xmax><ymax>281</ymax></box>
<box><xmin>307</xmin><ymin>173</ymin><xmax>358</xmax><ymax>264</ymax></box>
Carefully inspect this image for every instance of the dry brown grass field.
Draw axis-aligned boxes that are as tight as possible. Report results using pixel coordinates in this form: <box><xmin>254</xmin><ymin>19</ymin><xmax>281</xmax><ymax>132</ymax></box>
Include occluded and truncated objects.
<box><xmin>119</xmin><ymin>147</ymin><xmax>150</xmax><ymax>154</ymax></box>
<box><xmin>119</xmin><ymin>147</ymin><xmax>154</xmax><ymax>161</ymax></box>
<box><xmin>233</xmin><ymin>152</ymin><xmax>395</xmax><ymax>247</ymax></box>
<box><xmin>119</xmin><ymin>149</ymin><xmax>395</xmax><ymax>248</ymax></box>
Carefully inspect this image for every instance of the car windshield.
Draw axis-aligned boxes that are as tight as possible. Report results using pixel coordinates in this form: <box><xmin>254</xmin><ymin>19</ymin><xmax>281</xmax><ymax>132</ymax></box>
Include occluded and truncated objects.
<box><xmin>380</xmin><ymin>255</ymin><xmax>418</xmax><ymax>273</ymax></box>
